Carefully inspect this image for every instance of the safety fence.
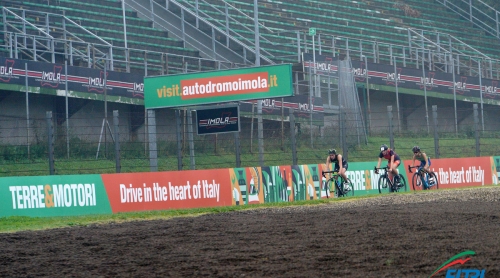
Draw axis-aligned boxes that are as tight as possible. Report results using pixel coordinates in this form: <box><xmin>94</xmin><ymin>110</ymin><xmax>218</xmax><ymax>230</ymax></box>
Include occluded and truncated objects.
<box><xmin>0</xmin><ymin>99</ymin><xmax>499</xmax><ymax>176</ymax></box>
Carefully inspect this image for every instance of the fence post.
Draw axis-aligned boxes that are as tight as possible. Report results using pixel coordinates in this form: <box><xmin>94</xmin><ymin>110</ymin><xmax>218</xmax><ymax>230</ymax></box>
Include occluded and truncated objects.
<box><xmin>289</xmin><ymin>108</ymin><xmax>297</xmax><ymax>165</ymax></box>
<box><xmin>387</xmin><ymin>106</ymin><xmax>394</xmax><ymax>150</ymax></box>
<box><xmin>339</xmin><ymin>107</ymin><xmax>344</xmax><ymax>155</ymax></box>
<box><xmin>175</xmin><ymin>109</ymin><xmax>183</xmax><ymax>170</ymax></box>
<box><xmin>46</xmin><ymin>111</ymin><xmax>55</xmax><ymax>175</ymax></box>
<box><xmin>187</xmin><ymin>109</ymin><xmax>195</xmax><ymax>170</ymax></box>
<box><xmin>113</xmin><ymin>110</ymin><xmax>121</xmax><ymax>173</ymax></box>
<box><xmin>342</xmin><ymin>111</ymin><xmax>348</xmax><ymax>161</ymax></box>
<box><xmin>148</xmin><ymin>109</ymin><xmax>158</xmax><ymax>172</ymax></box>
<box><xmin>234</xmin><ymin>131</ymin><xmax>241</xmax><ymax>167</ymax></box>
<box><xmin>473</xmin><ymin>104</ymin><xmax>480</xmax><ymax>157</ymax></box>
<box><xmin>432</xmin><ymin>105</ymin><xmax>440</xmax><ymax>158</ymax></box>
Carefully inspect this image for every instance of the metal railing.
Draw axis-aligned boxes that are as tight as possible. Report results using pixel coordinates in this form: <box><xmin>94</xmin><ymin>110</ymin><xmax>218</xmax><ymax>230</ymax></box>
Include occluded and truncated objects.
<box><xmin>437</xmin><ymin>0</ymin><xmax>500</xmax><ymax>39</ymax></box>
<box><xmin>283</xmin><ymin>30</ymin><xmax>500</xmax><ymax>79</ymax></box>
<box><xmin>2</xmin><ymin>7</ymin><xmax>111</xmax><ymax>69</ymax></box>
<box><xmin>1</xmin><ymin>31</ymin><xmax>249</xmax><ymax>75</ymax></box>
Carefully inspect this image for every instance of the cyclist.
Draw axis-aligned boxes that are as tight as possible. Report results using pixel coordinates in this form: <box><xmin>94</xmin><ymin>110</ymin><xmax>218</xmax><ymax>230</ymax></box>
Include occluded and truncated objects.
<box><xmin>375</xmin><ymin>144</ymin><xmax>401</xmax><ymax>185</ymax></box>
<box><xmin>411</xmin><ymin>146</ymin><xmax>435</xmax><ymax>185</ymax></box>
<box><xmin>325</xmin><ymin>149</ymin><xmax>350</xmax><ymax>190</ymax></box>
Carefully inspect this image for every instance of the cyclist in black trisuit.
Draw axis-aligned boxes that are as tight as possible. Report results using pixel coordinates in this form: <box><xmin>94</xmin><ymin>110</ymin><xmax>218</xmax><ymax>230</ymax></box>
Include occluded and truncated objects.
<box><xmin>325</xmin><ymin>149</ymin><xmax>349</xmax><ymax>189</ymax></box>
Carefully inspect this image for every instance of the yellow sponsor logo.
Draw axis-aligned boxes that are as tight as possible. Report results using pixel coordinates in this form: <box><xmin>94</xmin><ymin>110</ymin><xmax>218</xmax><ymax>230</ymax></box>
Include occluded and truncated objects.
<box><xmin>156</xmin><ymin>84</ymin><xmax>181</xmax><ymax>98</ymax></box>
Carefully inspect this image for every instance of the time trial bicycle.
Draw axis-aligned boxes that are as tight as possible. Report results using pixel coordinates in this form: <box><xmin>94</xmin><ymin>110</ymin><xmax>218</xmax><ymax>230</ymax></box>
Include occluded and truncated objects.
<box><xmin>374</xmin><ymin>166</ymin><xmax>407</xmax><ymax>193</ymax></box>
<box><xmin>408</xmin><ymin>165</ymin><xmax>439</xmax><ymax>191</ymax></box>
<box><xmin>321</xmin><ymin>170</ymin><xmax>354</xmax><ymax>198</ymax></box>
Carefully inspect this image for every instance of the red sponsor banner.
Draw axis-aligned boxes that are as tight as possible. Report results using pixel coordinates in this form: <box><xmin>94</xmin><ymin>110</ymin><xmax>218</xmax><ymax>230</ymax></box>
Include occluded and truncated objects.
<box><xmin>180</xmin><ymin>72</ymin><xmax>270</xmax><ymax>99</ymax></box>
<box><xmin>403</xmin><ymin>157</ymin><xmax>494</xmax><ymax>189</ymax></box>
<box><xmin>101</xmin><ymin>169</ymin><xmax>233</xmax><ymax>213</ymax></box>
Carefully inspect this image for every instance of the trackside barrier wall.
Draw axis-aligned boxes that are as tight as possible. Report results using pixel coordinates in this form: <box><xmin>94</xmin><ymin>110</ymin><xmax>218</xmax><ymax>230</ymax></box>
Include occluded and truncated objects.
<box><xmin>0</xmin><ymin>157</ymin><xmax>498</xmax><ymax>217</ymax></box>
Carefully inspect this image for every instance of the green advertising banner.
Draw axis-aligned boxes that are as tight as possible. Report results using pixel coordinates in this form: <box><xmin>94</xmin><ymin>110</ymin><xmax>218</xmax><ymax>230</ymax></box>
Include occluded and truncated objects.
<box><xmin>0</xmin><ymin>175</ymin><xmax>112</xmax><ymax>217</ymax></box>
<box><xmin>345</xmin><ymin>161</ymin><xmax>410</xmax><ymax>195</ymax></box>
<box><xmin>144</xmin><ymin>64</ymin><xmax>293</xmax><ymax>108</ymax></box>
<box><xmin>493</xmin><ymin>156</ymin><xmax>500</xmax><ymax>185</ymax></box>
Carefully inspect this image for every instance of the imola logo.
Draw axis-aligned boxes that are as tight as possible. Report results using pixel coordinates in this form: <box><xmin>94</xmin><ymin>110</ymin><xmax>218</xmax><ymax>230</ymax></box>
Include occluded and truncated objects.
<box><xmin>42</xmin><ymin>71</ymin><xmax>61</xmax><ymax>81</ymax></box>
<box><xmin>0</xmin><ymin>66</ymin><xmax>13</xmax><ymax>76</ymax></box>
<box><xmin>40</xmin><ymin>65</ymin><xmax>63</xmax><ymax>88</ymax></box>
<box><xmin>199</xmin><ymin>114</ymin><xmax>237</xmax><ymax>128</ymax></box>
<box><xmin>88</xmin><ymin>77</ymin><xmax>105</xmax><ymax>87</ymax></box>
<box><xmin>9</xmin><ymin>183</ymin><xmax>97</xmax><ymax>209</ymax></box>
<box><xmin>420</xmin><ymin>77</ymin><xmax>434</xmax><ymax>86</ymax></box>
<box><xmin>386</xmin><ymin>72</ymin><xmax>401</xmax><ymax>81</ymax></box>
<box><xmin>299</xmin><ymin>103</ymin><xmax>313</xmax><ymax>112</ymax></box>
<box><xmin>134</xmin><ymin>82</ymin><xmax>144</xmax><ymax>92</ymax></box>
<box><xmin>0</xmin><ymin>59</ymin><xmax>15</xmax><ymax>82</ymax></box>
<box><xmin>484</xmin><ymin>85</ymin><xmax>497</xmax><ymax>94</ymax></box>
<box><xmin>352</xmin><ymin>67</ymin><xmax>366</xmax><ymax>77</ymax></box>
<box><xmin>261</xmin><ymin>99</ymin><xmax>276</xmax><ymax>108</ymax></box>
<box><xmin>454</xmin><ymin>82</ymin><xmax>467</xmax><ymax>90</ymax></box>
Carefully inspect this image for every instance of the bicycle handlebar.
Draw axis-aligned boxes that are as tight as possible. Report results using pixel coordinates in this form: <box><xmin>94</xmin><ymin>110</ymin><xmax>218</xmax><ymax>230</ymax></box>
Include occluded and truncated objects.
<box><xmin>321</xmin><ymin>170</ymin><xmax>339</xmax><ymax>178</ymax></box>
<box><xmin>408</xmin><ymin>165</ymin><xmax>422</xmax><ymax>174</ymax></box>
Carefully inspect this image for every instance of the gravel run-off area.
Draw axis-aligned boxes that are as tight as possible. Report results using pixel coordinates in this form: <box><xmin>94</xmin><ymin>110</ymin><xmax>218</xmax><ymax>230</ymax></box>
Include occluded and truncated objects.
<box><xmin>0</xmin><ymin>187</ymin><xmax>499</xmax><ymax>277</ymax></box>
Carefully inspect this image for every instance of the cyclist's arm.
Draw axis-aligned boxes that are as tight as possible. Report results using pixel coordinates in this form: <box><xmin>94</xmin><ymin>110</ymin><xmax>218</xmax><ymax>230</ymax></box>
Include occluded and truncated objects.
<box><xmin>376</xmin><ymin>157</ymin><xmax>382</xmax><ymax>169</ymax></box>
<box><xmin>390</xmin><ymin>154</ymin><xmax>395</xmax><ymax>168</ymax></box>
<box><xmin>411</xmin><ymin>154</ymin><xmax>416</xmax><ymax>167</ymax></box>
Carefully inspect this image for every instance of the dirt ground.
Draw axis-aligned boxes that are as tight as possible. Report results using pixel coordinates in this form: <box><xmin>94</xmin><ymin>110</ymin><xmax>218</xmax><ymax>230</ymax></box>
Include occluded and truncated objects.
<box><xmin>0</xmin><ymin>188</ymin><xmax>499</xmax><ymax>278</ymax></box>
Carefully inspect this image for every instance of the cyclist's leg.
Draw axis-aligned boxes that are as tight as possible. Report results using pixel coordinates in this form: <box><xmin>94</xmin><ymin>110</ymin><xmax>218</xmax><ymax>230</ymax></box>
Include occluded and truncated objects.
<box><xmin>339</xmin><ymin>163</ymin><xmax>348</xmax><ymax>182</ymax></box>
<box><xmin>392</xmin><ymin>160</ymin><xmax>401</xmax><ymax>182</ymax></box>
<box><xmin>386</xmin><ymin>164</ymin><xmax>394</xmax><ymax>182</ymax></box>
<box><xmin>340</xmin><ymin>163</ymin><xmax>350</xmax><ymax>190</ymax></box>
<box><xmin>418</xmin><ymin>160</ymin><xmax>428</xmax><ymax>187</ymax></box>
<box><xmin>426</xmin><ymin>158</ymin><xmax>436</xmax><ymax>184</ymax></box>
<box><xmin>418</xmin><ymin>160</ymin><xmax>426</xmax><ymax>172</ymax></box>
<box><xmin>333</xmin><ymin>164</ymin><xmax>342</xmax><ymax>191</ymax></box>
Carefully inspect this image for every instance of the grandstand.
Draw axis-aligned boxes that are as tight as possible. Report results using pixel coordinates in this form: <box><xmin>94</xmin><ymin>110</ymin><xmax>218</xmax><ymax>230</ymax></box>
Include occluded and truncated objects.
<box><xmin>173</xmin><ymin>0</ymin><xmax>500</xmax><ymax>73</ymax></box>
<box><xmin>1</xmin><ymin>0</ymin><xmax>499</xmax><ymax>74</ymax></box>
<box><xmin>0</xmin><ymin>0</ymin><xmax>500</xmax><ymax>151</ymax></box>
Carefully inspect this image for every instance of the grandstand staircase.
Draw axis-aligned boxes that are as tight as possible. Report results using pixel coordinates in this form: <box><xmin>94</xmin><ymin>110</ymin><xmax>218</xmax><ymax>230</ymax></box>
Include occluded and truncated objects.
<box><xmin>125</xmin><ymin>0</ymin><xmax>270</xmax><ymax>66</ymax></box>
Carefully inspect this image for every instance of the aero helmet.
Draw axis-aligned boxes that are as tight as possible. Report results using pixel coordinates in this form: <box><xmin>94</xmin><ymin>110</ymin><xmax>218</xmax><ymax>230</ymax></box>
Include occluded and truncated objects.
<box><xmin>328</xmin><ymin>149</ymin><xmax>337</xmax><ymax>155</ymax></box>
<box><xmin>412</xmin><ymin>146</ymin><xmax>421</xmax><ymax>153</ymax></box>
<box><xmin>380</xmin><ymin>144</ymin><xmax>388</xmax><ymax>151</ymax></box>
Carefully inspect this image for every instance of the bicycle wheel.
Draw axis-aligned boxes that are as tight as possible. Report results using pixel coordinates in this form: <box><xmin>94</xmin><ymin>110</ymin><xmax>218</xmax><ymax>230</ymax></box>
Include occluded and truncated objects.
<box><xmin>411</xmin><ymin>172</ymin><xmax>423</xmax><ymax>191</ymax></box>
<box><xmin>378</xmin><ymin>175</ymin><xmax>390</xmax><ymax>194</ymax></box>
<box><xmin>334</xmin><ymin>178</ymin><xmax>342</xmax><ymax>198</ymax></box>
<box><xmin>343</xmin><ymin>178</ymin><xmax>354</xmax><ymax>197</ymax></box>
<box><xmin>427</xmin><ymin>172</ymin><xmax>439</xmax><ymax>190</ymax></box>
<box><xmin>397</xmin><ymin>175</ymin><xmax>407</xmax><ymax>192</ymax></box>
<box><xmin>323</xmin><ymin>180</ymin><xmax>331</xmax><ymax>198</ymax></box>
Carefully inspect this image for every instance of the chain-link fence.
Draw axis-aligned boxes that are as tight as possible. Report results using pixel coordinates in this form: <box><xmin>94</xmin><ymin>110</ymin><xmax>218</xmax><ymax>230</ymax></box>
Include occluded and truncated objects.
<box><xmin>1</xmin><ymin>98</ymin><xmax>499</xmax><ymax>177</ymax></box>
